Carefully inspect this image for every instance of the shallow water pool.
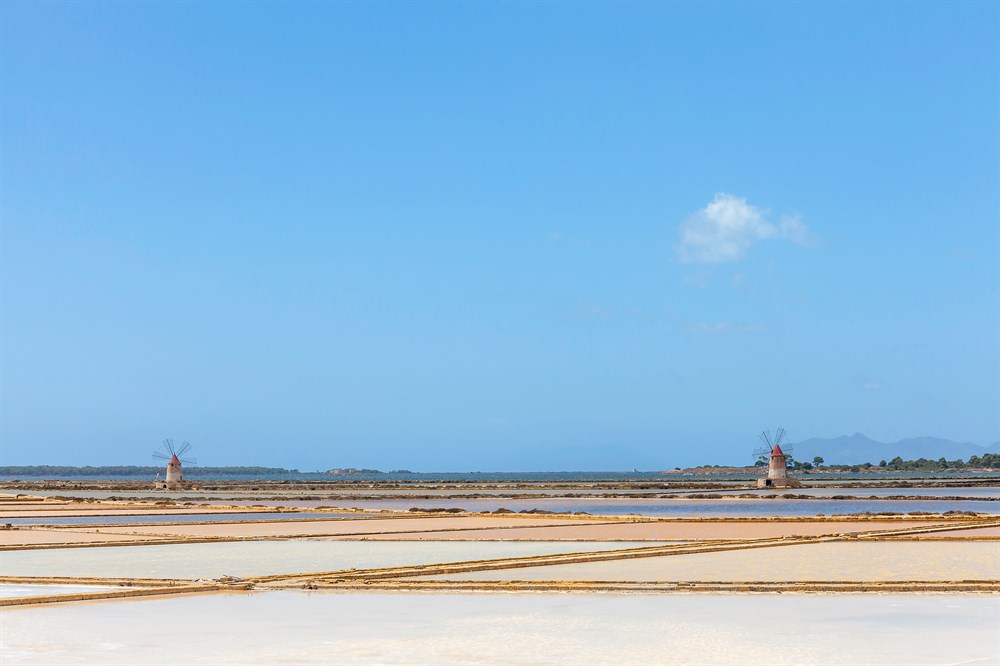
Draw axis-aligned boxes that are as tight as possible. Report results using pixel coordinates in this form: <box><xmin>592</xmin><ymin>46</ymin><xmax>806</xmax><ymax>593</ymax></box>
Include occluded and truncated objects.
<box><xmin>0</xmin><ymin>540</ymin><xmax>664</xmax><ymax>580</ymax></box>
<box><xmin>302</xmin><ymin>497</ymin><xmax>1000</xmax><ymax>517</ymax></box>
<box><xmin>0</xmin><ymin>583</ymin><xmax>127</xmax><ymax>599</ymax></box>
<box><xmin>0</xmin><ymin>511</ymin><xmax>371</xmax><ymax>526</ymax></box>
<box><xmin>418</xmin><ymin>540</ymin><xmax>1000</xmax><ymax>582</ymax></box>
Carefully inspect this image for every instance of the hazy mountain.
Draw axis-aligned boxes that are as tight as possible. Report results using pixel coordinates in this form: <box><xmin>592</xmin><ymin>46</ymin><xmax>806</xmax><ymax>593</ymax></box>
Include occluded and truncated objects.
<box><xmin>790</xmin><ymin>433</ymin><xmax>998</xmax><ymax>465</ymax></box>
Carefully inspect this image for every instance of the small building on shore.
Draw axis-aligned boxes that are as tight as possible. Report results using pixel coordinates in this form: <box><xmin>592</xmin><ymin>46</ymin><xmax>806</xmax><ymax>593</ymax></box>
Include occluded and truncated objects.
<box><xmin>757</xmin><ymin>443</ymin><xmax>802</xmax><ymax>488</ymax></box>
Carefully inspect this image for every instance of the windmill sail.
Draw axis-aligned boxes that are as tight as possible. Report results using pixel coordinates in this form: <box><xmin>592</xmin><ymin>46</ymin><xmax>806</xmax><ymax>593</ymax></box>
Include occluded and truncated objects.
<box><xmin>753</xmin><ymin>428</ymin><xmax>794</xmax><ymax>461</ymax></box>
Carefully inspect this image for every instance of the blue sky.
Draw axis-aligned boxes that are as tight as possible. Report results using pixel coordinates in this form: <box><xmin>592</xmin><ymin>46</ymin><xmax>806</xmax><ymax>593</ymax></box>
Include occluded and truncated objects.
<box><xmin>2</xmin><ymin>2</ymin><xmax>997</xmax><ymax>470</ymax></box>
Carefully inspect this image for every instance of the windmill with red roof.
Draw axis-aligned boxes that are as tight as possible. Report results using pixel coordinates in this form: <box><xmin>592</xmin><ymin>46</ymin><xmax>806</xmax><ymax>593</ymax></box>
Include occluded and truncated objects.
<box><xmin>754</xmin><ymin>428</ymin><xmax>802</xmax><ymax>488</ymax></box>
<box><xmin>153</xmin><ymin>439</ymin><xmax>196</xmax><ymax>490</ymax></box>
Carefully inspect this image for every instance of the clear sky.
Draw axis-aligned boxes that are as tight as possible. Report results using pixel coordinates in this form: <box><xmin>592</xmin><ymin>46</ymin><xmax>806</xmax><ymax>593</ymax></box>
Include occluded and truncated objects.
<box><xmin>2</xmin><ymin>1</ymin><xmax>997</xmax><ymax>470</ymax></box>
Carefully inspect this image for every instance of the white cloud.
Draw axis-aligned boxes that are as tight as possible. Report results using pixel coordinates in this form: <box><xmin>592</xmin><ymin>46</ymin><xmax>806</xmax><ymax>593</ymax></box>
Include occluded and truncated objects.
<box><xmin>676</xmin><ymin>193</ymin><xmax>808</xmax><ymax>263</ymax></box>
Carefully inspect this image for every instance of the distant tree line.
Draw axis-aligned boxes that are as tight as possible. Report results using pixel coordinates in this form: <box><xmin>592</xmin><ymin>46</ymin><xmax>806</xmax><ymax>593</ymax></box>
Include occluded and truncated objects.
<box><xmin>327</xmin><ymin>468</ymin><xmax>387</xmax><ymax>475</ymax></box>
<box><xmin>0</xmin><ymin>465</ymin><xmax>302</xmax><ymax>477</ymax></box>
<box><xmin>967</xmin><ymin>453</ymin><xmax>1000</xmax><ymax>468</ymax></box>
<box><xmin>775</xmin><ymin>453</ymin><xmax>999</xmax><ymax>473</ymax></box>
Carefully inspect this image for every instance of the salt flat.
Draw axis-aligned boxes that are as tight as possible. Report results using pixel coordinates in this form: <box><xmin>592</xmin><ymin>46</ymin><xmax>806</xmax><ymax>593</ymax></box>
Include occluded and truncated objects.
<box><xmin>893</xmin><ymin>525</ymin><xmax>1000</xmax><ymax>538</ymax></box>
<box><xmin>2</xmin><ymin>592</ymin><xmax>996</xmax><ymax>665</ymax></box>
<box><xmin>0</xmin><ymin>539</ymin><xmax>664</xmax><ymax>580</ymax></box>
<box><xmin>0</xmin><ymin>529</ymin><xmax>159</xmax><ymax>546</ymax></box>
<box><xmin>1</xmin><ymin>488</ymin><xmax>996</xmax><ymax>665</ymax></box>
<box><xmin>0</xmin><ymin>583</ymin><xmax>128</xmax><ymax>598</ymax></box>
<box><xmin>418</xmin><ymin>540</ymin><xmax>999</xmax><ymax>582</ymax></box>
<box><xmin>92</xmin><ymin>515</ymin><xmax>605</xmax><ymax>538</ymax></box>
<box><xmin>346</xmin><ymin>518</ymin><xmax>950</xmax><ymax>541</ymax></box>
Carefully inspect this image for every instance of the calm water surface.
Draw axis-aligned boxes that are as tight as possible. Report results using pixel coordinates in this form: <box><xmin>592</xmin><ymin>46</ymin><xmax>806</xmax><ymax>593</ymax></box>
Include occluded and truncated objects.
<box><xmin>0</xmin><ymin>540</ymin><xmax>664</xmax><ymax>579</ymax></box>
<box><xmin>300</xmin><ymin>497</ymin><xmax>999</xmax><ymax>517</ymax></box>
<box><xmin>0</xmin><ymin>511</ymin><xmax>372</xmax><ymax>526</ymax></box>
<box><xmin>0</xmin><ymin>584</ymin><xmax>126</xmax><ymax>598</ymax></box>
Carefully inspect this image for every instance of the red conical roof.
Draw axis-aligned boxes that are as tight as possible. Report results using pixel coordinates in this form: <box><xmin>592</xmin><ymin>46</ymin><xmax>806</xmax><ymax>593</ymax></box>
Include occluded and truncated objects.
<box><xmin>771</xmin><ymin>443</ymin><xmax>784</xmax><ymax>457</ymax></box>
<box><xmin>169</xmin><ymin>454</ymin><xmax>180</xmax><ymax>463</ymax></box>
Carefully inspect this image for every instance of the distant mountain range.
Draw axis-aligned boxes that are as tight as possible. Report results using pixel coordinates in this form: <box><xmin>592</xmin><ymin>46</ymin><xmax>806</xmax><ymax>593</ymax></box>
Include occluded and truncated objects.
<box><xmin>790</xmin><ymin>433</ymin><xmax>1000</xmax><ymax>465</ymax></box>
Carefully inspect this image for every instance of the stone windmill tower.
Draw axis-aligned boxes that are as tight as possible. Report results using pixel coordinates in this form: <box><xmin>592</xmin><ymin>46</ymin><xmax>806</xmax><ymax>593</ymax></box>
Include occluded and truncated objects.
<box><xmin>755</xmin><ymin>429</ymin><xmax>802</xmax><ymax>488</ymax></box>
<box><xmin>153</xmin><ymin>439</ymin><xmax>196</xmax><ymax>490</ymax></box>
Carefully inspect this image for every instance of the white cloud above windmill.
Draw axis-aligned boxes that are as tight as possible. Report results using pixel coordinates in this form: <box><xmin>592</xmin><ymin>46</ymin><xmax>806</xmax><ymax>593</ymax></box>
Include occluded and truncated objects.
<box><xmin>676</xmin><ymin>193</ymin><xmax>809</xmax><ymax>263</ymax></box>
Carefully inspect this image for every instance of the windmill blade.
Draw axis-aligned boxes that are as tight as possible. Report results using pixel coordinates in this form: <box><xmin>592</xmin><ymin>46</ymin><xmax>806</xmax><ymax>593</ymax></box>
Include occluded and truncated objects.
<box><xmin>774</xmin><ymin>428</ymin><xmax>786</xmax><ymax>446</ymax></box>
<box><xmin>152</xmin><ymin>451</ymin><xmax>171</xmax><ymax>460</ymax></box>
<box><xmin>759</xmin><ymin>431</ymin><xmax>772</xmax><ymax>447</ymax></box>
<box><xmin>176</xmin><ymin>441</ymin><xmax>192</xmax><ymax>457</ymax></box>
<box><xmin>179</xmin><ymin>456</ymin><xmax>197</xmax><ymax>465</ymax></box>
<box><xmin>162</xmin><ymin>438</ymin><xmax>175</xmax><ymax>455</ymax></box>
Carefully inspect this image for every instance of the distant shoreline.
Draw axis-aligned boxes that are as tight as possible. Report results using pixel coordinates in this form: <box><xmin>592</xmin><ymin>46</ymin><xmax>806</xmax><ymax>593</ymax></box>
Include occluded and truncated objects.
<box><xmin>1</xmin><ymin>464</ymin><xmax>997</xmax><ymax>479</ymax></box>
